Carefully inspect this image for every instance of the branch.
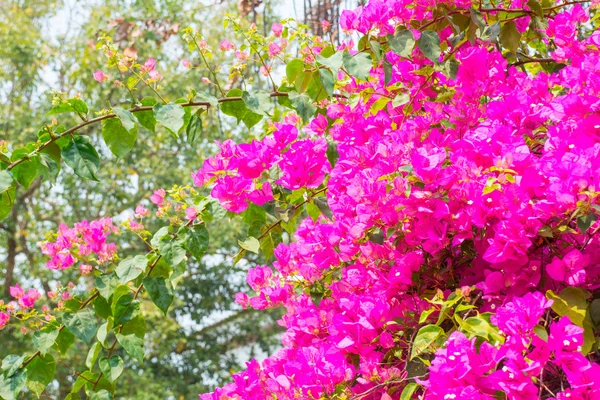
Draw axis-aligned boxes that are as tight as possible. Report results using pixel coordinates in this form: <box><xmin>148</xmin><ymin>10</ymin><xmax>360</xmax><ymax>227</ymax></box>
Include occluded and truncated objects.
<box><xmin>21</xmin><ymin>290</ymin><xmax>99</xmax><ymax>368</ymax></box>
<box><xmin>511</xmin><ymin>58</ymin><xmax>556</xmax><ymax>67</ymax></box>
<box><xmin>6</xmin><ymin>91</ymin><xmax>327</xmax><ymax>172</ymax></box>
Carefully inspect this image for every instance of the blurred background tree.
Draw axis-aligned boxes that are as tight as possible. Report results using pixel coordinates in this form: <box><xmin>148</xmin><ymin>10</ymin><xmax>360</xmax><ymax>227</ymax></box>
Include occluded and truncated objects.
<box><xmin>0</xmin><ymin>0</ymin><xmax>348</xmax><ymax>397</ymax></box>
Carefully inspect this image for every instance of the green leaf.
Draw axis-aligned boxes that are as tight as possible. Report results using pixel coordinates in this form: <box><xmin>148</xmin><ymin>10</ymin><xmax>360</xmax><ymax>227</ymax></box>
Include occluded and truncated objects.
<box><xmin>419</xmin><ymin>308</ymin><xmax>435</xmax><ymax>324</ymax></box>
<box><xmin>534</xmin><ymin>325</ymin><xmax>549</xmax><ymax>341</ymax></box>
<box><xmin>242</xmin><ymin>91</ymin><xmax>272</xmax><ymax>116</ymax></box>
<box><xmin>55</xmin><ymin>328</ymin><xmax>75</xmax><ymax>355</ymax></box>
<box><xmin>288</xmin><ymin>92</ymin><xmax>316</xmax><ymax>122</ymax></box>
<box><xmin>369</xmin><ymin>97</ymin><xmax>390</xmax><ymax>115</ymax></box>
<box><xmin>546</xmin><ymin>287</ymin><xmax>587</xmax><ymax>326</ymax></box>
<box><xmin>260</xmin><ymin>232</ymin><xmax>277</xmax><ymax>260</ymax></box>
<box><xmin>388</xmin><ymin>30</ymin><xmax>415</xmax><ymax>58</ymax></box>
<box><xmin>590</xmin><ymin>299</ymin><xmax>600</xmax><ymax>329</ymax></box>
<box><xmin>97</xmin><ymin>318</ymin><xmax>114</xmax><ymax>348</ymax></box>
<box><xmin>91</xmin><ymin>300</ymin><xmax>111</xmax><ymax>320</ymax></box>
<box><xmin>90</xmin><ymin>389</ymin><xmax>113</xmax><ymax>400</ymax></box>
<box><xmin>86</xmin><ymin>342</ymin><xmax>102</xmax><ymax>369</ymax></box>
<box><xmin>110</xmin><ymin>107</ymin><xmax>135</xmax><ymax>132</ymax></box>
<box><xmin>116</xmin><ymin>333</ymin><xmax>144</xmax><ymax>364</ymax></box>
<box><xmin>306</xmin><ymin>202</ymin><xmax>321</xmax><ymax>222</ymax></box>
<box><xmin>120</xmin><ymin>315</ymin><xmax>146</xmax><ymax>339</ymax></box>
<box><xmin>238</xmin><ymin>237</ymin><xmax>260</xmax><ymax>254</ymax></box>
<box><xmin>63</xmin><ymin>308</ymin><xmax>98</xmax><ymax>344</ymax></box>
<box><xmin>577</xmin><ymin>214</ymin><xmax>597</xmax><ymax>234</ymax></box>
<box><xmin>318</xmin><ymin>68</ymin><xmax>335</xmax><ymax>97</ymax></box>
<box><xmin>151</xmin><ymin>226</ymin><xmax>170</xmax><ymax>248</ymax></box>
<box><xmin>62</xmin><ymin>136</ymin><xmax>100</xmax><ymax>181</ymax></box>
<box><xmin>184</xmin><ymin>224</ymin><xmax>209</xmax><ymax>262</ymax></box>
<box><xmin>158</xmin><ymin>238</ymin><xmax>187</xmax><ymax>269</ymax></box>
<box><xmin>47</xmin><ymin>98</ymin><xmax>88</xmax><ymax>116</ymax></box>
<box><xmin>369</xmin><ymin>40</ymin><xmax>382</xmax><ymax>61</ymax></box>
<box><xmin>99</xmin><ymin>356</ymin><xmax>124</xmax><ymax>383</ymax></box>
<box><xmin>102</xmin><ymin>108</ymin><xmax>138</xmax><ymax>160</ymax></box>
<box><xmin>538</xmin><ymin>225</ymin><xmax>553</xmax><ymax>238</ymax></box>
<box><xmin>136</xmin><ymin>97</ymin><xmax>158</xmax><ymax>133</ymax></box>
<box><xmin>116</xmin><ymin>255</ymin><xmax>148</xmax><ymax>284</ymax></box>
<box><xmin>326</xmin><ymin>142</ymin><xmax>339</xmax><ymax>168</ymax></box>
<box><xmin>461</xmin><ymin>316</ymin><xmax>498</xmax><ymax>340</ymax></box>
<box><xmin>220</xmin><ymin>89</ymin><xmax>246</xmax><ymax>122</ymax></box>
<box><xmin>26</xmin><ymin>353</ymin><xmax>55</xmax><ymax>396</ymax></box>
<box><xmin>441</xmin><ymin>59</ymin><xmax>459</xmax><ymax>80</ymax></box>
<box><xmin>153</xmin><ymin>103</ymin><xmax>185</xmax><ymax>137</ymax></box>
<box><xmin>2</xmin><ymin>355</ymin><xmax>25</xmax><ymax>377</ymax></box>
<box><xmin>142</xmin><ymin>276</ymin><xmax>174</xmax><ymax>315</ymax></box>
<box><xmin>112</xmin><ymin>293</ymin><xmax>140</xmax><ymax>325</ymax></box>
<box><xmin>400</xmin><ymin>383</ymin><xmax>419</xmax><ymax>400</ymax></box>
<box><xmin>500</xmin><ymin>21</ymin><xmax>521</xmax><ymax>53</ymax></box>
<box><xmin>410</xmin><ymin>324</ymin><xmax>444</xmax><ymax>359</ymax></box>
<box><xmin>384</xmin><ymin>58</ymin><xmax>393</xmax><ymax>85</ymax></box>
<box><xmin>418</xmin><ymin>30</ymin><xmax>441</xmax><ymax>63</ymax></box>
<box><xmin>285</xmin><ymin>59</ymin><xmax>305</xmax><ymax>82</ymax></box>
<box><xmin>32</xmin><ymin>327</ymin><xmax>60</xmax><ymax>355</ymax></box>
<box><xmin>527</xmin><ymin>0</ymin><xmax>544</xmax><ymax>17</ymax></box>
<box><xmin>392</xmin><ymin>93</ymin><xmax>410</xmax><ymax>107</ymax></box>
<box><xmin>342</xmin><ymin>51</ymin><xmax>372</xmax><ymax>80</ymax></box>
<box><xmin>198</xmin><ymin>92</ymin><xmax>219</xmax><ymax>108</ymax></box>
<box><xmin>470</xmin><ymin>8</ymin><xmax>486</xmax><ymax>30</ymax></box>
<box><xmin>175</xmin><ymin>98</ymin><xmax>193</xmax><ymax>136</ymax></box>
<box><xmin>316</xmin><ymin>51</ymin><xmax>344</xmax><ymax>76</ymax></box>
<box><xmin>0</xmin><ymin>185</ymin><xmax>16</xmax><ymax>220</ymax></box>
<box><xmin>0</xmin><ymin>368</ymin><xmax>27</xmax><ymax>400</ymax></box>
<box><xmin>186</xmin><ymin>112</ymin><xmax>203</xmax><ymax>145</ymax></box>
<box><xmin>479</xmin><ymin>23</ymin><xmax>500</xmax><ymax>42</ymax></box>
<box><xmin>39</xmin><ymin>152</ymin><xmax>59</xmax><ymax>183</ymax></box>
<box><xmin>96</xmin><ymin>274</ymin><xmax>118</xmax><ymax>300</ymax></box>
<box><xmin>314</xmin><ymin>196</ymin><xmax>333</xmax><ymax>220</ymax></box>
<box><xmin>0</xmin><ymin>170</ymin><xmax>14</xmax><ymax>193</ymax></box>
<box><xmin>220</xmin><ymin>88</ymin><xmax>263</xmax><ymax>128</ymax></box>
<box><xmin>71</xmin><ymin>371</ymin><xmax>97</xmax><ymax>393</ymax></box>
<box><xmin>10</xmin><ymin>148</ymin><xmax>41</xmax><ymax>190</ymax></box>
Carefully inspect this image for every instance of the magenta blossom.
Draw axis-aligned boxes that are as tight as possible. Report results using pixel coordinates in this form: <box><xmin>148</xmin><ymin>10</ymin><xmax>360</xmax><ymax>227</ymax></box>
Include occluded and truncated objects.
<box><xmin>150</xmin><ymin>189</ymin><xmax>166</xmax><ymax>206</ymax></box>
<box><xmin>93</xmin><ymin>70</ymin><xmax>109</xmax><ymax>83</ymax></box>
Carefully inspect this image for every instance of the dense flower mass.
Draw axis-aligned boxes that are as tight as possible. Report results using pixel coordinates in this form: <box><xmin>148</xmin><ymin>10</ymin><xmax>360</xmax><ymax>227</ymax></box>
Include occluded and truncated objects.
<box><xmin>39</xmin><ymin>217</ymin><xmax>119</xmax><ymax>271</ymax></box>
<box><xmin>198</xmin><ymin>1</ymin><xmax>600</xmax><ymax>399</ymax></box>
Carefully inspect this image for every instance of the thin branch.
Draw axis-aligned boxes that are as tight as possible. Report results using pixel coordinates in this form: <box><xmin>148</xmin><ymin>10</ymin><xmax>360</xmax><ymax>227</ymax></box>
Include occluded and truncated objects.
<box><xmin>512</xmin><ymin>58</ymin><xmax>556</xmax><ymax>67</ymax></box>
<box><xmin>6</xmin><ymin>92</ymin><xmax>316</xmax><ymax>172</ymax></box>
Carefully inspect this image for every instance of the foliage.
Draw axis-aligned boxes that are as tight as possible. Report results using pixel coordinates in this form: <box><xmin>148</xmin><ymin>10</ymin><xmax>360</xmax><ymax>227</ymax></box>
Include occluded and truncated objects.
<box><xmin>2</xmin><ymin>0</ymin><xmax>600</xmax><ymax>399</ymax></box>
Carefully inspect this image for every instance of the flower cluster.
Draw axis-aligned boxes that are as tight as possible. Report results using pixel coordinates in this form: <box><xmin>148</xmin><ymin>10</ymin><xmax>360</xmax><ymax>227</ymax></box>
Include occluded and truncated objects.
<box><xmin>201</xmin><ymin>0</ymin><xmax>600</xmax><ymax>399</ymax></box>
<box><xmin>192</xmin><ymin>122</ymin><xmax>330</xmax><ymax>213</ymax></box>
<box><xmin>39</xmin><ymin>217</ymin><xmax>119</xmax><ymax>271</ymax></box>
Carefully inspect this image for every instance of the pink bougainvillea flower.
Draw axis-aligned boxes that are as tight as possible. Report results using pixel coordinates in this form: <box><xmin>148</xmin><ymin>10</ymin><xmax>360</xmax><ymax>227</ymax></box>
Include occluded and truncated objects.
<box><xmin>546</xmin><ymin>249</ymin><xmax>588</xmax><ymax>286</ymax></box>
<box><xmin>93</xmin><ymin>70</ymin><xmax>109</xmax><ymax>83</ymax></box>
<box><xmin>185</xmin><ymin>206</ymin><xmax>197</xmax><ymax>221</ymax></box>
<box><xmin>134</xmin><ymin>205</ymin><xmax>149</xmax><ymax>218</ymax></box>
<box><xmin>18</xmin><ymin>289</ymin><xmax>40</xmax><ymax>308</ymax></box>
<box><xmin>9</xmin><ymin>284</ymin><xmax>24</xmax><ymax>299</ymax></box>
<box><xmin>141</xmin><ymin>57</ymin><xmax>156</xmax><ymax>72</ymax></box>
<box><xmin>219</xmin><ymin>39</ymin><xmax>235</xmax><ymax>52</ymax></box>
<box><xmin>271</xmin><ymin>22</ymin><xmax>283</xmax><ymax>37</ymax></box>
<box><xmin>150</xmin><ymin>189</ymin><xmax>166</xmax><ymax>206</ymax></box>
<box><xmin>0</xmin><ymin>312</ymin><xmax>9</xmax><ymax>329</ymax></box>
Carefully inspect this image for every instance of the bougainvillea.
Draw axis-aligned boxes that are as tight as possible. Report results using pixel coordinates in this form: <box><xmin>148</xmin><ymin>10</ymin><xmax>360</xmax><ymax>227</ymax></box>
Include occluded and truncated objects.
<box><xmin>195</xmin><ymin>1</ymin><xmax>600</xmax><ymax>399</ymax></box>
<box><xmin>1</xmin><ymin>0</ymin><xmax>600</xmax><ymax>398</ymax></box>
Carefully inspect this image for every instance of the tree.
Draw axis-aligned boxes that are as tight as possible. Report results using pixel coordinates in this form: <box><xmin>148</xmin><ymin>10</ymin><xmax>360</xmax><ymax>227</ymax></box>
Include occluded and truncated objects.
<box><xmin>2</xmin><ymin>0</ymin><xmax>600</xmax><ymax>399</ymax></box>
<box><xmin>0</xmin><ymin>0</ymin><xmax>284</xmax><ymax>398</ymax></box>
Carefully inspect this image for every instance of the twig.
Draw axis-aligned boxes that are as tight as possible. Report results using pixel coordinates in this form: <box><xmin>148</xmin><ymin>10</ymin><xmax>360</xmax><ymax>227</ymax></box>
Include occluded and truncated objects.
<box><xmin>6</xmin><ymin>92</ymin><xmax>316</xmax><ymax>172</ymax></box>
